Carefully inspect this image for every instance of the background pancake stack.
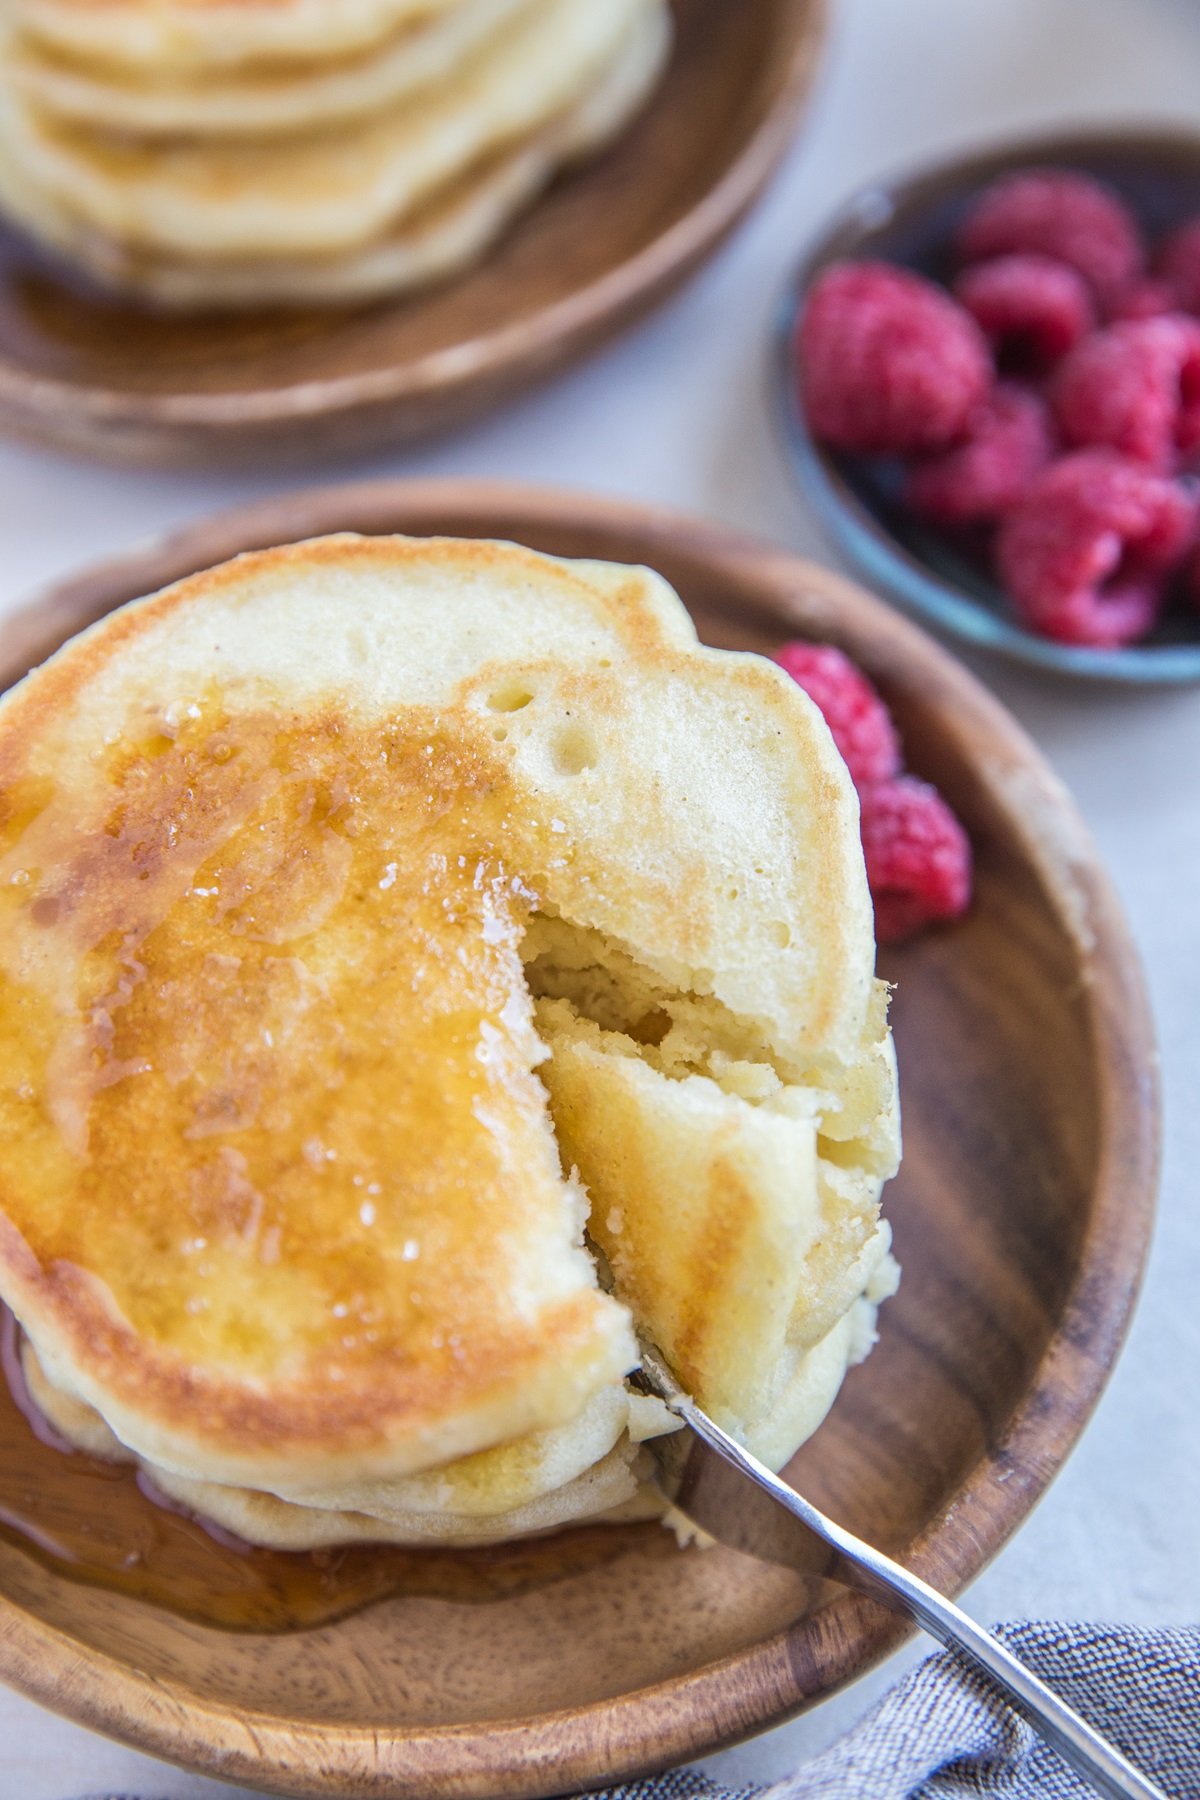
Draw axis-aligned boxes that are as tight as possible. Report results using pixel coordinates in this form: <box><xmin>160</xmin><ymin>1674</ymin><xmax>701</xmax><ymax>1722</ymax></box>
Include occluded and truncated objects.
<box><xmin>0</xmin><ymin>0</ymin><xmax>672</xmax><ymax>306</ymax></box>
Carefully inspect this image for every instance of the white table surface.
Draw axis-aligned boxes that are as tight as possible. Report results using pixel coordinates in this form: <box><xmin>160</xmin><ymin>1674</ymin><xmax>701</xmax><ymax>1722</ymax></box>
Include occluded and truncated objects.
<box><xmin>1</xmin><ymin>0</ymin><xmax>1198</xmax><ymax>1792</ymax></box>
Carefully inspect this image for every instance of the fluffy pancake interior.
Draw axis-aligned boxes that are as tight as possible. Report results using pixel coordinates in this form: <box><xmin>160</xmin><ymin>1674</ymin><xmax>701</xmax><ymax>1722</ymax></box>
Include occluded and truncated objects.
<box><xmin>525</xmin><ymin>921</ymin><xmax>898</xmax><ymax>1456</ymax></box>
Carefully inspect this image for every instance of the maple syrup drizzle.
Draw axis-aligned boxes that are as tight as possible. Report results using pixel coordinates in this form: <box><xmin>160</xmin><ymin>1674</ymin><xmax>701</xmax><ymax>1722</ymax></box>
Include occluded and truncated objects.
<box><xmin>0</xmin><ymin>695</ymin><xmax>654</xmax><ymax>1630</ymax></box>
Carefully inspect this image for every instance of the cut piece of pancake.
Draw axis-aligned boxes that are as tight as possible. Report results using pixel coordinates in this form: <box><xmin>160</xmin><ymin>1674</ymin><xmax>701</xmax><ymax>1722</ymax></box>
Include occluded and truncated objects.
<box><xmin>0</xmin><ymin>5</ymin><xmax>669</xmax><ymax>308</ymax></box>
<box><xmin>12</xmin><ymin>0</ymin><xmax>474</xmax><ymax>74</ymax></box>
<box><xmin>0</xmin><ymin>0</ymin><xmax>650</xmax><ymax>259</ymax></box>
<box><xmin>0</xmin><ymin>533</ymin><xmax>899</xmax><ymax>1545</ymax></box>
<box><xmin>533</xmin><ymin>989</ymin><xmax>898</xmax><ymax>1464</ymax></box>
<box><xmin>8</xmin><ymin>0</ymin><xmax>534</xmax><ymax>138</ymax></box>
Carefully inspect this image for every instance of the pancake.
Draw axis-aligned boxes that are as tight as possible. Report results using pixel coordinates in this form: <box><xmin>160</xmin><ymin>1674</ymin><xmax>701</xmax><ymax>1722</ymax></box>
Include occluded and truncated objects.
<box><xmin>0</xmin><ymin>6</ymin><xmax>670</xmax><ymax>308</ymax></box>
<box><xmin>533</xmin><ymin>987</ymin><xmax>899</xmax><ymax>1466</ymax></box>
<box><xmin>21</xmin><ymin>1298</ymin><xmax>885</xmax><ymax>1546</ymax></box>
<box><xmin>8</xmin><ymin>0</ymin><xmax>535</xmax><ymax>139</ymax></box>
<box><xmin>12</xmin><ymin>0</ymin><xmax>476</xmax><ymax>74</ymax></box>
<box><xmin>0</xmin><ymin>0</ymin><xmax>650</xmax><ymax>260</ymax></box>
<box><xmin>22</xmin><ymin>1341</ymin><xmax>674</xmax><ymax>1545</ymax></box>
<box><xmin>0</xmin><ymin>533</ymin><xmax>899</xmax><ymax>1545</ymax></box>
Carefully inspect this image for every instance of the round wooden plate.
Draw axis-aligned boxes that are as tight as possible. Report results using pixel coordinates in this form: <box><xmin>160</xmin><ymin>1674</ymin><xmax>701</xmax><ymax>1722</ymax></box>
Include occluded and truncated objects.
<box><xmin>0</xmin><ymin>484</ymin><xmax>1159</xmax><ymax>1798</ymax></box>
<box><xmin>0</xmin><ymin>0</ymin><xmax>826</xmax><ymax>467</ymax></box>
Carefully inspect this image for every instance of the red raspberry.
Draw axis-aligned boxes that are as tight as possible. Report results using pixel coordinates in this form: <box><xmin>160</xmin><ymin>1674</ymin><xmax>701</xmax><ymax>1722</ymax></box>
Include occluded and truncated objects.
<box><xmin>954</xmin><ymin>254</ymin><xmax>1094</xmax><ymax>369</ymax></box>
<box><xmin>905</xmin><ymin>383</ymin><xmax>1054</xmax><ymax>524</ymax></box>
<box><xmin>1052</xmin><ymin>315</ymin><xmax>1200</xmax><ymax>470</ymax></box>
<box><xmin>773</xmin><ymin>642</ymin><xmax>901</xmax><ymax>786</ymax></box>
<box><xmin>996</xmin><ymin>450</ymin><xmax>1193</xmax><ymax>647</ymax></box>
<box><xmin>1156</xmin><ymin>218</ymin><xmax>1200</xmax><ymax>313</ymax></box>
<box><xmin>958</xmin><ymin>170</ymin><xmax>1143</xmax><ymax>307</ymax></box>
<box><xmin>859</xmin><ymin>776</ymin><xmax>972</xmax><ymax>944</ymax></box>
<box><xmin>1108</xmin><ymin>277</ymin><xmax>1180</xmax><ymax>323</ymax></box>
<box><xmin>798</xmin><ymin>260</ymin><xmax>992</xmax><ymax>454</ymax></box>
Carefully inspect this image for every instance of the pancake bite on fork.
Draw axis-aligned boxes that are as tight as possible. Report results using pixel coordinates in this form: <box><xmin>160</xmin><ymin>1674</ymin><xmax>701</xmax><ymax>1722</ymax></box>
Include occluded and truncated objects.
<box><xmin>0</xmin><ymin>534</ymin><xmax>899</xmax><ymax>1548</ymax></box>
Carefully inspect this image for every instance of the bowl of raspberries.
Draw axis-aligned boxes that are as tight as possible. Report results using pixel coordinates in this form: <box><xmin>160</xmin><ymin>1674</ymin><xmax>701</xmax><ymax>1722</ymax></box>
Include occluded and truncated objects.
<box><xmin>782</xmin><ymin>131</ymin><xmax>1200</xmax><ymax>680</ymax></box>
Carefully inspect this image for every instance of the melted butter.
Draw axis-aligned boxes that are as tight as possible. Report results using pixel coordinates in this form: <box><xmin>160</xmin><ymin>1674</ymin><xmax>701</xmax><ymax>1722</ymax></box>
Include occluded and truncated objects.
<box><xmin>0</xmin><ymin>693</ymin><xmax>561</xmax><ymax>1379</ymax></box>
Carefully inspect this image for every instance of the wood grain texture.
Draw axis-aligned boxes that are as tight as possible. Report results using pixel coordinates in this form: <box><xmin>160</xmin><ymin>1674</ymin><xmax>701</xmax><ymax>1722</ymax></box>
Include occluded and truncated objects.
<box><xmin>0</xmin><ymin>483</ymin><xmax>1160</xmax><ymax>1798</ymax></box>
<box><xmin>0</xmin><ymin>0</ymin><xmax>827</xmax><ymax>467</ymax></box>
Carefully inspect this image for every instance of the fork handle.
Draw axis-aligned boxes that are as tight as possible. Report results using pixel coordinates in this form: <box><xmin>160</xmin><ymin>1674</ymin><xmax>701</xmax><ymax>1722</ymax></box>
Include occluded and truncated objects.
<box><xmin>842</xmin><ymin>1537</ymin><xmax>1170</xmax><ymax>1800</ymax></box>
<box><xmin>687</xmin><ymin>1409</ymin><xmax>1172</xmax><ymax>1800</ymax></box>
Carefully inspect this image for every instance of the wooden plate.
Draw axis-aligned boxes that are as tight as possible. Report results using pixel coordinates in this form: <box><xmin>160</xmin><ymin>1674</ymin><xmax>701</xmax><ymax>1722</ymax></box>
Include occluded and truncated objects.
<box><xmin>0</xmin><ymin>484</ymin><xmax>1158</xmax><ymax>1798</ymax></box>
<box><xmin>0</xmin><ymin>0</ymin><xmax>826</xmax><ymax>467</ymax></box>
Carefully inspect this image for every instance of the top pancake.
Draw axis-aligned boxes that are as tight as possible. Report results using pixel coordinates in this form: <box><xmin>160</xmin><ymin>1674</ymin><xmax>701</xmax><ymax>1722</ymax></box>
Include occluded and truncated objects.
<box><xmin>11</xmin><ymin>0</ymin><xmax>474</xmax><ymax>73</ymax></box>
<box><xmin>0</xmin><ymin>534</ymin><xmax>887</xmax><ymax>1497</ymax></box>
<box><xmin>7</xmin><ymin>0</ymin><xmax>537</xmax><ymax>138</ymax></box>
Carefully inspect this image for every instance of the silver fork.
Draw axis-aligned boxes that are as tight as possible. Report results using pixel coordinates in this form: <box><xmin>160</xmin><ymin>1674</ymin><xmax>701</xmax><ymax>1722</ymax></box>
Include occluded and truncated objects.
<box><xmin>636</xmin><ymin>1344</ymin><xmax>1172</xmax><ymax>1800</ymax></box>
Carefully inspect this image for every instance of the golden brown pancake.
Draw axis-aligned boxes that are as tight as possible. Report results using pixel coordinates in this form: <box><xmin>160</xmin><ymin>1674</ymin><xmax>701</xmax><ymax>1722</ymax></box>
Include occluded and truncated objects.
<box><xmin>0</xmin><ymin>534</ymin><xmax>899</xmax><ymax>1544</ymax></box>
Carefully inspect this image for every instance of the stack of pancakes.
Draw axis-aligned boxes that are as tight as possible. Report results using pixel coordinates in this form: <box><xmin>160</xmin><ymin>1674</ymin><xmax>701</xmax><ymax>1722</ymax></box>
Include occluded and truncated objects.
<box><xmin>0</xmin><ymin>0</ymin><xmax>671</xmax><ymax>306</ymax></box>
<box><xmin>0</xmin><ymin>535</ymin><xmax>899</xmax><ymax>1549</ymax></box>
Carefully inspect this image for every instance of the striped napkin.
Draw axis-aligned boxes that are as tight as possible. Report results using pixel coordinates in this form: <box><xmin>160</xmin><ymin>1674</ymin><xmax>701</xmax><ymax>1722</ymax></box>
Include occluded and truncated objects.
<box><xmin>585</xmin><ymin>1624</ymin><xmax>1200</xmax><ymax>1800</ymax></box>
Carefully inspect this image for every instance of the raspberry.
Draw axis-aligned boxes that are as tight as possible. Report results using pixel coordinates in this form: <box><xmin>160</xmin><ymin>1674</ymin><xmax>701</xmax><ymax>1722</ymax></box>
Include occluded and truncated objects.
<box><xmin>996</xmin><ymin>450</ymin><xmax>1193</xmax><ymax>646</ymax></box>
<box><xmin>1156</xmin><ymin>218</ymin><xmax>1200</xmax><ymax>313</ymax></box>
<box><xmin>772</xmin><ymin>642</ymin><xmax>901</xmax><ymax>786</ymax></box>
<box><xmin>958</xmin><ymin>170</ymin><xmax>1143</xmax><ymax>307</ymax></box>
<box><xmin>776</xmin><ymin>646</ymin><xmax>973</xmax><ymax>941</ymax></box>
<box><xmin>905</xmin><ymin>383</ymin><xmax>1054</xmax><ymax>524</ymax></box>
<box><xmin>1052</xmin><ymin>315</ymin><xmax>1200</xmax><ymax>470</ymax></box>
<box><xmin>1108</xmin><ymin>277</ymin><xmax>1180</xmax><ymax>323</ymax></box>
<box><xmin>954</xmin><ymin>254</ymin><xmax>1094</xmax><ymax>369</ymax></box>
<box><xmin>859</xmin><ymin>776</ymin><xmax>972</xmax><ymax>944</ymax></box>
<box><xmin>798</xmin><ymin>260</ymin><xmax>992</xmax><ymax>453</ymax></box>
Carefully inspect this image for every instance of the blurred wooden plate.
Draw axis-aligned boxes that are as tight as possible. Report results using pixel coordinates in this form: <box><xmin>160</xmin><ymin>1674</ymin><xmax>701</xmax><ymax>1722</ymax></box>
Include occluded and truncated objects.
<box><xmin>0</xmin><ymin>483</ymin><xmax>1159</xmax><ymax>1798</ymax></box>
<box><xmin>0</xmin><ymin>0</ymin><xmax>827</xmax><ymax>467</ymax></box>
